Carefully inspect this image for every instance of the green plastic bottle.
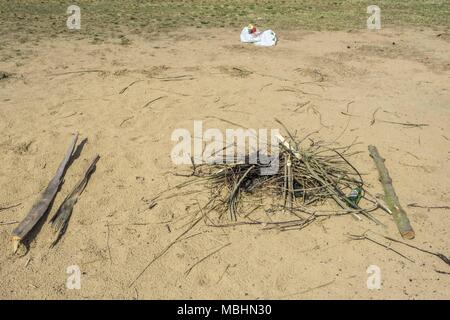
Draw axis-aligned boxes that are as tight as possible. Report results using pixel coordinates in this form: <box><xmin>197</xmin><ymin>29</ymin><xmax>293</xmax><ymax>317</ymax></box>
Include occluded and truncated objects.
<box><xmin>347</xmin><ymin>187</ymin><xmax>363</xmax><ymax>206</ymax></box>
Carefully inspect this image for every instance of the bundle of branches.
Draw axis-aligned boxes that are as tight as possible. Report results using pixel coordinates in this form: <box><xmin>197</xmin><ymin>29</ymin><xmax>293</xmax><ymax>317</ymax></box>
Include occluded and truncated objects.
<box><xmin>148</xmin><ymin>123</ymin><xmax>388</xmax><ymax>233</ymax></box>
<box><xmin>166</xmin><ymin>129</ymin><xmax>386</xmax><ymax>232</ymax></box>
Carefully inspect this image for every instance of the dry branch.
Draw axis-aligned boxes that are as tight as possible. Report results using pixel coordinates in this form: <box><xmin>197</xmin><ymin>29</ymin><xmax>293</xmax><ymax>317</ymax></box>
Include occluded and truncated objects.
<box><xmin>11</xmin><ymin>133</ymin><xmax>79</xmax><ymax>253</ymax></box>
<box><xmin>50</xmin><ymin>155</ymin><xmax>100</xmax><ymax>247</ymax></box>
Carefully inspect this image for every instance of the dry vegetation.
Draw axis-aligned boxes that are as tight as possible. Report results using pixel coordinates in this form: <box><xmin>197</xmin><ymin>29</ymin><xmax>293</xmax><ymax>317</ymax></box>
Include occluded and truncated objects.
<box><xmin>1</xmin><ymin>0</ymin><xmax>450</xmax><ymax>43</ymax></box>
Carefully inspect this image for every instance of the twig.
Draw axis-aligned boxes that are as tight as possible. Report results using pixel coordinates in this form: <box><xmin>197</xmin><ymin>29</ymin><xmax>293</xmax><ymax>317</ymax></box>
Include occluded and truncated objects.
<box><xmin>216</xmin><ymin>264</ymin><xmax>231</xmax><ymax>284</ymax></box>
<box><xmin>277</xmin><ymin>279</ymin><xmax>335</xmax><ymax>298</ymax></box>
<box><xmin>129</xmin><ymin>215</ymin><xmax>203</xmax><ymax>287</ymax></box>
<box><xmin>119</xmin><ymin>79</ymin><xmax>143</xmax><ymax>94</ymax></box>
<box><xmin>293</xmin><ymin>101</ymin><xmax>311</xmax><ymax>112</ymax></box>
<box><xmin>106</xmin><ymin>223</ymin><xmax>112</xmax><ymax>264</ymax></box>
<box><xmin>277</xmin><ymin>86</ymin><xmax>321</xmax><ymax>97</ymax></box>
<box><xmin>50</xmin><ymin>70</ymin><xmax>104</xmax><ymax>76</ymax></box>
<box><xmin>341</xmin><ymin>111</ymin><xmax>428</xmax><ymax>128</ymax></box>
<box><xmin>407</xmin><ymin>203</ymin><xmax>450</xmax><ymax>210</ymax></box>
<box><xmin>405</xmin><ymin>151</ymin><xmax>420</xmax><ymax>160</ymax></box>
<box><xmin>346</xmin><ymin>100</ymin><xmax>354</xmax><ymax>113</ymax></box>
<box><xmin>380</xmin><ymin>235</ymin><xmax>450</xmax><ymax>266</ymax></box>
<box><xmin>204</xmin><ymin>116</ymin><xmax>247</xmax><ymax>129</ymax></box>
<box><xmin>378</xmin><ymin>120</ymin><xmax>428</xmax><ymax>128</ymax></box>
<box><xmin>308</xmin><ymin>105</ymin><xmax>329</xmax><ymax>128</ymax></box>
<box><xmin>185</xmin><ymin>243</ymin><xmax>231</xmax><ymax>277</ymax></box>
<box><xmin>259</xmin><ymin>83</ymin><xmax>272</xmax><ymax>91</ymax></box>
<box><xmin>150</xmin><ymin>75</ymin><xmax>194</xmax><ymax>81</ymax></box>
<box><xmin>119</xmin><ymin>116</ymin><xmax>134</xmax><ymax>127</ymax></box>
<box><xmin>218</xmin><ymin>103</ymin><xmax>237</xmax><ymax>110</ymax></box>
<box><xmin>228</xmin><ymin>165</ymin><xmax>255</xmax><ymax>220</ymax></box>
<box><xmin>399</xmin><ymin>162</ymin><xmax>431</xmax><ymax>172</ymax></box>
<box><xmin>0</xmin><ymin>220</ymin><xmax>18</xmax><ymax>226</ymax></box>
<box><xmin>341</xmin><ymin>112</ymin><xmax>361</xmax><ymax>118</ymax></box>
<box><xmin>0</xmin><ymin>203</ymin><xmax>21</xmax><ymax>212</ymax></box>
<box><xmin>60</xmin><ymin>112</ymin><xmax>78</xmax><ymax>119</ymax></box>
<box><xmin>347</xmin><ymin>233</ymin><xmax>415</xmax><ymax>262</ymax></box>
<box><xmin>331</xmin><ymin>106</ymin><xmax>352</xmax><ymax>143</ymax></box>
<box><xmin>435</xmin><ymin>270</ymin><xmax>450</xmax><ymax>275</ymax></box>
<box><xmin>370</xmin><ymin>107</ymin><xmax>381</xmax><ymax>126</ymax></box>
<box><xmin>142</xmin><ymin>96</ymin><xmax>166</xmax><ymax>109</ymax></box>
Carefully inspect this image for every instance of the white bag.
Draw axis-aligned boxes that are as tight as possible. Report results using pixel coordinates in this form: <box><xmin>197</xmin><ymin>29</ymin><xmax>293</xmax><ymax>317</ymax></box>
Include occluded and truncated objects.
<box><xmin>254</xmin><ymin>30</ymin><xmax>277</xmax><ymax>47</ymax></box>
<box><xmin>240</xmin><ymin>27</ymin><xmax>277</xmax><ymax>47</ymax></box>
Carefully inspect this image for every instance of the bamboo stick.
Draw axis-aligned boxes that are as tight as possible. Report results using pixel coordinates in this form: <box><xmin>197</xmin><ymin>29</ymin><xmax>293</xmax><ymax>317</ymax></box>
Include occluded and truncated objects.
<box><xmin>368</xmin><ymin>145</ymin><xmax>415</xmax><ymax>239</ymax></box>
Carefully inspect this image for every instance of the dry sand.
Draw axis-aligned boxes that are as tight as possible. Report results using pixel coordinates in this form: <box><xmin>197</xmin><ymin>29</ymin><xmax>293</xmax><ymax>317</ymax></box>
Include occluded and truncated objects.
<box><xmin>0</xmin><ymin>27</ymin><xmax>449</xmax><ymax>299</ymax></box>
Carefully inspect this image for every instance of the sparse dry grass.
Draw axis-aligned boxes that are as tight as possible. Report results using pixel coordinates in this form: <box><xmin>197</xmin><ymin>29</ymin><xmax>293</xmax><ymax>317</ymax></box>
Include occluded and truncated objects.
<box><xmin>1</xmin><ymin>0</ymin><xmax>449</xmax><ymax>44</ymax></box>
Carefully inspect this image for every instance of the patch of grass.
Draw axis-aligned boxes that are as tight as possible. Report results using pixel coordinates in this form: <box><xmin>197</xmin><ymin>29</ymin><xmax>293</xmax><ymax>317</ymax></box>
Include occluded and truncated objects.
<box><xmin>0</xmin><ymin>0</ymin><xmax>449</xmax><ymax>43</ymax></box>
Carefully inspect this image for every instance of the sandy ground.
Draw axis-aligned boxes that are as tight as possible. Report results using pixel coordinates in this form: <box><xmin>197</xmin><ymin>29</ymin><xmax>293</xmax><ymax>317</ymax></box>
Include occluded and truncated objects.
<box><xmin>0</xmin><ymin>27</ymin><xmax>449</xmax><ymax>299</ymax></box>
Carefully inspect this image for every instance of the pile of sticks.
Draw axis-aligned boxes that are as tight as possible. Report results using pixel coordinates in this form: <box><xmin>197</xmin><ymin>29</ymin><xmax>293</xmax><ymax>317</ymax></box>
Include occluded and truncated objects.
<box><xmin>172</xmin><ymin>128</ymin><xmax>385</xmax><ymax>232</ymax></box>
